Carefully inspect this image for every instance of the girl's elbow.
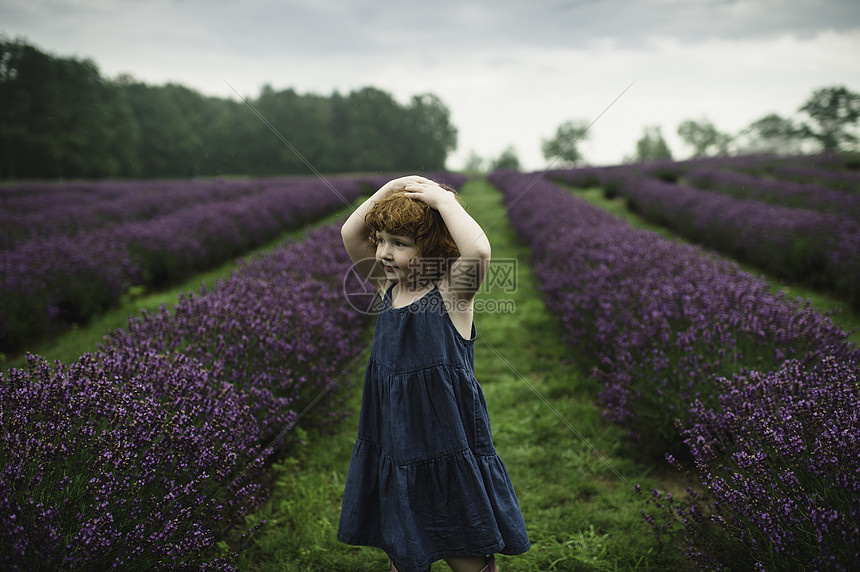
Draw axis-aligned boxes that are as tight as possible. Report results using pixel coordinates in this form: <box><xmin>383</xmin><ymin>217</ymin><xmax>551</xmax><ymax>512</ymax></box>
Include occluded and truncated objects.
<box><xmin>476</xmin><ymin>243</ymin><xmax>492</xmax><ymax>262</ymax></box>
<box><xmin>483</xmin><ymin>250</ymin><xmax>493</xmax><ymax>265</ymax></box>
<box><xmin>341</xmin><ymin>220</ymin><xmax>364</xmax><ymax>243</ymax></box>
<box><xmin>461</xmin><ymin>246</ymin><xmax>490</xmax><ymax>264</ymax></box>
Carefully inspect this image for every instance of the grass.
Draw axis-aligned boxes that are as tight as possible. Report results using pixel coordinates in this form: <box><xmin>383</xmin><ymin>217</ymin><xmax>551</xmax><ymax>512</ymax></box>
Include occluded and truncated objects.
<box><xmin>567</xmin><ymin>186</ymin><xmax>860</xmax><ymax>346</ymax></box>
<box><xmin>234</xmin><ymin>179</ymin><xmax>689</xmax><ymax>571</ymax></box>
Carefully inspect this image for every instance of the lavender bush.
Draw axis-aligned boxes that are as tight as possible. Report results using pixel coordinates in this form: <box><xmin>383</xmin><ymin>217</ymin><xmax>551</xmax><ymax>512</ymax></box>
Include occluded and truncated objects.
<box><xmin>768</xmin><ymin>163</ymin><xmax>860</xmax><ymax>193</ymax></box>
<box><xmin>100</xmin><ymin>223</ymin><xmax>368</xmax><ymax>436</ymax></box>
<box><xmin>548</xmin><ymin>152</ymin><xmax>860</xmax><ymax>196</ymax></box>
<box><xmin>0</xmin><ymin>176</ymin><xmax>365</xmax><ymax>352</ymax></box>
<box><xmin>643</xmin><ymin>152</ymin><xmax>860</xmax><ymax>191</ymax></box>
<box><xmin>0</xmin><ymin>179</ymin><xmax>264</xmax><ymax>251</ymax></box>
<box><xmin>684</xmin><ymin>167</ymin><xmax>860</xmax><ymax>222</ymax></box>
<box><xmin>352</xmin><ymin>171</ymin><xmax>467</xmax><ymax>194</ymax></box>
<box><xmin>726</xmin><ymin>153</ymin><xmax>860</xmax><ymax>193</ymax></box>
<box><xmin>640</xmin><ymin>356</ymin><xmax>860</xmax><ymax>570</ymax></box>
<box><xmin>610</xmin><ymin>174</ymin><xmax>860</xmax><ymax>308</ymax></box>
<box><xmin>1</xmin><ymin>219</ymin><xmax>370</xmax><ymax>569</ymax></box>
<box><xmin>1</xmin><ymin>349</ymin><xmax>265</xmax><ymax>570</ymax></box>
<box><xmin>551</xmin><ymin>164</ymin><xmax>860</xmax><ymax>310</ymax></box>
<box><xmin>0</xmin><ymin>172</ymin><xmax>463</xmax><ymax>252</ymax></box>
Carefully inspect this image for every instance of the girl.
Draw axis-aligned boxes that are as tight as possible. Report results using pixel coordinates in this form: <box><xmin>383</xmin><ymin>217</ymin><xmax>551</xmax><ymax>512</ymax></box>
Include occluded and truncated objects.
<box><xmin>337</xmin><ymin>175</ymin><xmax>530</xmax><ymax>572</ymax></box>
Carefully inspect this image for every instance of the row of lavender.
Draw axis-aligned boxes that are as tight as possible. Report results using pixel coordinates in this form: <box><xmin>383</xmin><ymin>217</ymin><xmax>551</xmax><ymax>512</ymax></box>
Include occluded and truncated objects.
<box><xmin>0</xmin><ymin>179</ymin><xmax>268</xmax><ymax>250</ymax></box>
<box><xmin>0</xmin><ymin>176</ymin><xmax>365</xmax><ymax>353</ymax></box>
<box><xmin>630</xmin><ymin>153</ymin><xmax>860</xmax><ymax>221</ymax></box>
<box><xmin>633</xmin><ymin>152</ymin><xmax>860</xmax><ymax>193</ymax></box>
<box><xmin>683</xmin><ymin>167</ymin><xmax>860</xmax><ymax>222</ymax></box>
<box><xmin>1</xmin><ymin>222</ymin><xmax>368</xmax><ymax>569</ymax></box>
<box><xmin>550</xmin><ymin>158</ymin><xmax>860</xmax><ymax>310</ymax></box>
<box><xmin>488</xmin><ymin>170</ymin><xmax>859</xmax><ymax>570</ymax></box>
<box><xmin>722</xmin><ymin>152</ymin><xmax>860</xmax><ymax>192</ymax></box>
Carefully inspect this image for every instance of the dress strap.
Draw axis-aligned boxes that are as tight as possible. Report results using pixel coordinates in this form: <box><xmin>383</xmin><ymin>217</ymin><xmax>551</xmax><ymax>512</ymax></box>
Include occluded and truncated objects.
<box><xmin>383</xmin><ymin>282</ymin><xmax>398</xmax><ymax>309</ymax></box>
<box><xmin>383</xmin><ymin>282</ymin><xmax>397</xmax><ymax>300</ymax></box>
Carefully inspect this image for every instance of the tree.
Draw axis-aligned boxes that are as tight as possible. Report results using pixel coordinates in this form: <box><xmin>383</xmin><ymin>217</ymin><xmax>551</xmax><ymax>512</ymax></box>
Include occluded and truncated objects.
<box><xmin>491</xmin><ymin>146</ymin><xmax>520</xmax><ymax>171</ymax></box>
<box><xmin>798</xmin><ymin>85</ymin><xmax>860</xmax><ymax>152</ymax></box>
<box><xmin>541</xmin><ymin>120</ymin><xmax>589</xmax><ymax>166</ymax></box>
<box><xmin>634</xmin><ymin>125</ymin><xmax>673</xmax><ymax>162</ymax></box>
<box><xmin>341</xmin><ymin>87</ymin><xmax>402</xmax><ymax>172</ymax></box>
<box><xmin>402</xmin><ymin>93</ymin><xmax>457</xmax><ymax>171</ymax></box>
<box><xmin>122</xmin><ymin>82</ymin><xmax>203</xmax><ymax>177</ymax></box>
<box><xmin>677</xmin><ymin>118</ymin><xmax>731</xmax><ymax>158</ymax></box>
<box><xmin>99</xmin><ymin>78</ymin><xmax>142</xmax><ymax>177</ymax></box>
<box><xmin>738</xmin><ymin>113</ymin><xmax>803</xmax><ymax>155</ymax></box>
<box><xmin>254</xmin><ymin>86</ymin><xmax>336</xmax><ymax>175</ymax></box>
<box><xmin>0</xmin><ymin>37</ymin><xmax>140</xmax><ymax>178</ymax></box>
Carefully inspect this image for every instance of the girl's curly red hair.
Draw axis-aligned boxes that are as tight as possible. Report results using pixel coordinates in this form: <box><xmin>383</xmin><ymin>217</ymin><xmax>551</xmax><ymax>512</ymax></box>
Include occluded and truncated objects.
<box><xmin>364</xmin><ymin>186</ymin><xmax>461</xmax><ymax>264</ymax></box>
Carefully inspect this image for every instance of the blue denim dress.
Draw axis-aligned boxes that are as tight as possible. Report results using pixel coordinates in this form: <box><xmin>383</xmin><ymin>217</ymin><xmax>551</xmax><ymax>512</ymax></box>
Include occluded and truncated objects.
<box><xmin>337</xmin><ymin>284</ymin><xmax>530</xmax><ymax>572</ymax></box>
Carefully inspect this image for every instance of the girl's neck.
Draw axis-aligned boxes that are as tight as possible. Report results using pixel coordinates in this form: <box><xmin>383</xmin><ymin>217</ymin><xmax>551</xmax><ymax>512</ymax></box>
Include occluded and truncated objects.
<box><xmin>398</xmin><ymin>278</ymin><xmax>435</xmax><ymax>294</ymax></box>
<box><xmin>391</xmin><ymin>279</ymin><xmax>435</xmax><ymax>308</ymax></box>
<box><xmin>406</xmin><ymin>267</ymin><xmax>446</xmax><ymax>291</ymax></box>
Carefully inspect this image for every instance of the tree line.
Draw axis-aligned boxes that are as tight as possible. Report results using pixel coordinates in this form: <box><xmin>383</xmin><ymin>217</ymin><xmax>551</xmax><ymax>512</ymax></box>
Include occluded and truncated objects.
<box><xmin>472</xmin><ymin>84</ymin><xmax>860</xmax><ymax>172</ymax></box>
<box><xmin>0</xmin><ymin>37</ymin><xmax>458</xmax><ymax>179</ymax></box>
<box><xmin>632</xmin><ymin>85</ymin><xmax>860</xmax><ymax>162</ymax></box>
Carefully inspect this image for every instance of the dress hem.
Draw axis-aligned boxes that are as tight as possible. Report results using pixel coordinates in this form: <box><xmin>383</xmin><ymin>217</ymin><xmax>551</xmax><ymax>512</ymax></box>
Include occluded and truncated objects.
<box><xmin>336</xmin><ymin>534</ymin><xmax>531</xmax><ymax>572</ymax></box>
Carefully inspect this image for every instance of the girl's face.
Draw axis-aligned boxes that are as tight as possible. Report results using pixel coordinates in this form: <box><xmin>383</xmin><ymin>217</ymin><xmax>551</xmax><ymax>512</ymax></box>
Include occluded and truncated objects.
<box><xmin>375</xmin><ymin>230</ymin><xmax>421</xmax><ymax>286</ymax></box>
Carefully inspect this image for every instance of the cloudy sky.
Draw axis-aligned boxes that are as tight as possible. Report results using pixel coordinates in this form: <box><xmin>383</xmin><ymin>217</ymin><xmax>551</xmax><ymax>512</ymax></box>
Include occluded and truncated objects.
<box><xmin>3</xmin><ymin>0</ymin><xmax>859</xmax><ymax>170</ymax></box>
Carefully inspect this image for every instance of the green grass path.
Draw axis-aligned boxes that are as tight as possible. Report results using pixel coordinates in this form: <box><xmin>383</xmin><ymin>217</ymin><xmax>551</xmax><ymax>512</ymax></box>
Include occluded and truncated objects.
<box><xmin>236</xmin><ymin>179</ymin><xmax>686</xmax><ymax>571</ymax></box>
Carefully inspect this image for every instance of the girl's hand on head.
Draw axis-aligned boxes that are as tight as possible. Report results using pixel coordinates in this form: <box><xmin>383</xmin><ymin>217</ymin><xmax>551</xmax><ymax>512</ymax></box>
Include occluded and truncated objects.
<box><xmin>384</xmin><ymin>175</ymin><xmax>434</xmax><ymax>194</ymax></box>
<box><xmin>402</xmin><ymin>181</ymin><xmax>455</xmax><ymax>210</ymax></box>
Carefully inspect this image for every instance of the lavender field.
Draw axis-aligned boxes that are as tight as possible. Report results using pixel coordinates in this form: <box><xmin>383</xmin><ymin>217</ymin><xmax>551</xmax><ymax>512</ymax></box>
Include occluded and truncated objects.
<box><xmin>490</xmin><ymin>165</ymin><xmax>859</xmax><ymax>570</ymax></box>
<box><xmin>2</xmin><ymin>161</ymin><xmax>858</xmax><ymax>570</ymax></box>
<box><xmin>548</xmin><ymin>153</ymin><xmax>860</xmax><ymax>310</ymax></box>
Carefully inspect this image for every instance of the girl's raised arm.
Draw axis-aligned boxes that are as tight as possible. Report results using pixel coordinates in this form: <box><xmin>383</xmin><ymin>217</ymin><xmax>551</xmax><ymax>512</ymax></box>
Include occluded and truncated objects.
<box><xmin>403</xmin><ymin>182</ymin><xmax>491</xmax><ymax>299</ymax></box>
<box><xmin>341</xmin><ymin>175</ymin><xmax>433</xmax><ymax>291</ymax></box>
